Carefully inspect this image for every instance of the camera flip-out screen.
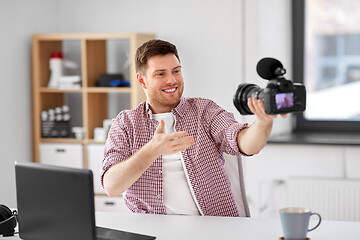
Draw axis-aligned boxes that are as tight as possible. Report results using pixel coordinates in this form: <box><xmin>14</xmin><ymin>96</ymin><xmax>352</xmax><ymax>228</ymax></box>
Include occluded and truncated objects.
<box><xmin>275</xmin><ymin>92</ymin><xmax>294</xmax><ymax>110</ymax></box>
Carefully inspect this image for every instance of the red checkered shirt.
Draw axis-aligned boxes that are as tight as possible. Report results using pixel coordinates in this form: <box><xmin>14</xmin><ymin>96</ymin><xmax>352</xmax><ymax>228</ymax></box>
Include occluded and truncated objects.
<box><xmin>101</xmin><ymin>97</ymin><xmax>248</xmax><ymax>217</ymax></box>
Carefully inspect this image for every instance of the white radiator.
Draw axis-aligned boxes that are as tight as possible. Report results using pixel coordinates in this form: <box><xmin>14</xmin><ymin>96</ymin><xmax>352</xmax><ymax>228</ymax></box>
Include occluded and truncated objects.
<box><xmin>286</xmin><ymin>178</ymin><xmax>360</xmax><ymax>221</ymax></box>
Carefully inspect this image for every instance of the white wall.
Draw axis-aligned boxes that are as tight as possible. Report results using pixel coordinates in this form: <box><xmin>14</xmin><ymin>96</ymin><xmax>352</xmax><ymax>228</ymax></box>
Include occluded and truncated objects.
<box><xmin>0</xmin><ymin>0</ymin><xmax>60</xmax><ymax>207</ymax></box>
<box><xmin>0</xmin><ymin>0</ymin><xmax>292</xmax><ymax>207</ymax></box>
<box><xmin>55</xmin><ymin>0</ymin><xmax>244</xmax><ymax>113</ymax></box>
<box><xmin>243</xmin><ymin>0</ymin><xmax>293</xmax><ymax>135</ymax></box>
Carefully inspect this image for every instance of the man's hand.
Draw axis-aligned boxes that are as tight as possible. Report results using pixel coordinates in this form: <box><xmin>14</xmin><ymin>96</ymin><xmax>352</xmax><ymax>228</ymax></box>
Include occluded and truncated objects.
<box><xmin>104</xmin><ymin>120</ymin><xmax>195</xmax><ymax>197</ymax></box>
<box><xmin>247</xmin><ymin>97</ymin><xmax>287</xmax><ymax>122</ymax></box>
<box><xmin>149</xmin><ymin>120</ymin><xmax>195</xmax><ymax>157</ymax></box>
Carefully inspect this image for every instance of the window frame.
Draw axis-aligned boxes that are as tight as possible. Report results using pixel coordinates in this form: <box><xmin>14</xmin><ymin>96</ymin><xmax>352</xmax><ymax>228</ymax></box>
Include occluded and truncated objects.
<box><xmin>292</xmin><ymin>0</ymin><xmax>360</xmax><ymax>133</ymax></box>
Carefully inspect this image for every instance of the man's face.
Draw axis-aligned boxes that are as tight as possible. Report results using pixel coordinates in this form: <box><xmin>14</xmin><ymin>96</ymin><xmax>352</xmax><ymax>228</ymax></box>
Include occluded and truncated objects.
<box><xmin>137</xmin><ymin>53</ymin><xmax>184</xmax><ymax>113</ymax></box>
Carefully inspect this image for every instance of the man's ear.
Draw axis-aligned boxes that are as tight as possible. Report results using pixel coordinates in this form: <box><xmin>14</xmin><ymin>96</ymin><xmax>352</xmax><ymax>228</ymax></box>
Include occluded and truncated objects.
<box><xmin>137</xmin><ymin>72</ymin><xmax>147</xmax><ymax>89</ymax></box>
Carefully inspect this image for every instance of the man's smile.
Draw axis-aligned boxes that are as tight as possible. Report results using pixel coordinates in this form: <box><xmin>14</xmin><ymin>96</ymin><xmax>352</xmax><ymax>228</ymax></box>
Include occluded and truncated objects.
<box><xmin>162</xmin><ymin>87</ymin><xmax>177</xmax><ymax>93</ymax></box>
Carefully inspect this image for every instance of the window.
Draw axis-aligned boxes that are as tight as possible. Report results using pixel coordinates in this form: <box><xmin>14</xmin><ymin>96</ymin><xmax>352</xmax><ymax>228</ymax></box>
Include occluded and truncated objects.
<box><xmin>293</xmin><ymin>0</ymin><xmax>360</xmax><ymax>132</ymax></box>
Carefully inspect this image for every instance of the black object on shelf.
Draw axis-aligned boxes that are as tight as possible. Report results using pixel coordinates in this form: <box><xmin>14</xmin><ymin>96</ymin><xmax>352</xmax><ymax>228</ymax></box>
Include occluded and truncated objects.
<box><xmin>97</xmin><ymin>73</ymin><xmax>130</xmax><ymax>87</ymax></box>
<box><xmin>41</xmin><ymin>106</ymin><xmax>71</xmax><ymax>138</ymax></box>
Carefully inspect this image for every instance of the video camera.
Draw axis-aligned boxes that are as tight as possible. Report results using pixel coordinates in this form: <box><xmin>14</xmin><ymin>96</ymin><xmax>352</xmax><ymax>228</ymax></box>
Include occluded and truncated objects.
<box><xmin>233</xmin><ymin>57</ymin><xmax>306</xmax><ymax>115</ymax></box>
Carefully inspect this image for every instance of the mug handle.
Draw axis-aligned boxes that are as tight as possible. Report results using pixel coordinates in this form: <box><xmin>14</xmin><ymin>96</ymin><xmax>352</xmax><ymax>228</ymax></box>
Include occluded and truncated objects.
<box><xmin>308</xmin><ymin>212</ymin><xmax>322</xmax><ymax>232</ymax></box>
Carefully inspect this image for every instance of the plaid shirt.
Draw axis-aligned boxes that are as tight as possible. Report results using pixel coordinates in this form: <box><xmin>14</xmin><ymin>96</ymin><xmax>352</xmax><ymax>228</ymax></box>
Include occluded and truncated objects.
<box><xmin>101</xmin><ymin>97</ymin><xmax>248</xmax><ymax>217</ymax></box>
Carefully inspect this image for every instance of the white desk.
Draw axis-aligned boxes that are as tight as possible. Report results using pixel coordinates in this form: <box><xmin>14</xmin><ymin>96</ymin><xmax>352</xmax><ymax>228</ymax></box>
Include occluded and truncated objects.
<box><xmin>95</xmin><ymin>212</ymin><xmax>360</xmax><ymax>240</ymax></box>
<box><xmin>3</xmin><ymin>212</ymin><xmax>360</xmax><ymax>239</ymax></box>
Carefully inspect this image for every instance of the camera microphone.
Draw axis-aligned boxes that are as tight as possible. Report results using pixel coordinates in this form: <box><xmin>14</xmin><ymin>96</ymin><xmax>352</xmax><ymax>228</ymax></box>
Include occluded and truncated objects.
<box><xmin>256</xmin><ymin>57</ymin><xmax>285</xmax><ymax>80</ymax></box>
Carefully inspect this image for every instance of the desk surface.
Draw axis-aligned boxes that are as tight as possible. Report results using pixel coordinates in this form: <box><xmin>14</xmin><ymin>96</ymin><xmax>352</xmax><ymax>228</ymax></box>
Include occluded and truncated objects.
<box><xmin>3</xmin><ymin>212</ymin><xmax>360</xmax><ymax>240</ymax></box>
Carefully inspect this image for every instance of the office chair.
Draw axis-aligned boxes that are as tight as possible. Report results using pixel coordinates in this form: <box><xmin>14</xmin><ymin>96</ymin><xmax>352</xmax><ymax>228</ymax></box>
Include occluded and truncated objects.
<box><xmin>223</xmin><ymin>153</ymin><xmax>251</xmax><ymax>217</ymax></box>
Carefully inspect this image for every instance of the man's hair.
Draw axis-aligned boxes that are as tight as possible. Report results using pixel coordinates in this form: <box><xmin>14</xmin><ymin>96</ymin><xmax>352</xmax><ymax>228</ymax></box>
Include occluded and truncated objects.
<box><xmin>135</xmin><ymin>39</ymin><xmax>180</xmax><ymax>74</ymax></box>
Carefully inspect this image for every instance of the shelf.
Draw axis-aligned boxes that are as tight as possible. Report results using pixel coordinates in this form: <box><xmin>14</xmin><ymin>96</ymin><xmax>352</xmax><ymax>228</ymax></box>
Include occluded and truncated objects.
<box><xmin>86</xmin><ymin>87</ymin><xmax>132</xmax><ymax>93</ymax></box>
<box><xmin>32</xmin><ymin>32</ymin><xmax>154</xmax><ymax>168</ymax></box>
<box><xmin>87</xmin><ymin>139</ymin><xmax>106</xmax><ymax>144</ymax></box>
<box><xmin>40</xmin><ymin>87</ymin><xmax>82</xmax><ymax>93</ymax></box>
<box><xmin>39</xmin><ymin>87</ymin><xmax>132</xmax><ymax>93</ymax></box>
<box><xmin>269</xmin><ymin>131</ymin><xmax>360</xmax><ymax>146</ymax></box>
<box><xmin>40</xmin><ymin>138</ymin><xmax>106</xmax><ymax>145</ymax></box>
<box><xmin>33</xmin><ymin>33</ymin><xmax>137</xmax><ymax>41</ymax></box>
<box><xmin>40</xmin><ymin>138</ymin><xmax>83</xmax><ymax>144</ymax></box>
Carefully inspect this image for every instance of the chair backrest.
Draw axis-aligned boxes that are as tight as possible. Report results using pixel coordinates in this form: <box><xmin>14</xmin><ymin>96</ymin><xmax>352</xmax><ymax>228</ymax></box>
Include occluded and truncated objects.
<box><xmin>223</xmin><ymin>153</ymin><xmax>250</xmax><ymax>217</ymax></box>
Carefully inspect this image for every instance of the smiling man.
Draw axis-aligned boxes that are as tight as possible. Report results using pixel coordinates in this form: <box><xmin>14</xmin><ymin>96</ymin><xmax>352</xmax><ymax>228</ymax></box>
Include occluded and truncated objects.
<box><xmin>138</xmin><ymin>53</ymin><xmax>184</xmax><ymax>113</ymax></box>
<box><xmin>101</xmin><ymin>39</ymin><xmax>280</xmax><ymax>217</ymax></box>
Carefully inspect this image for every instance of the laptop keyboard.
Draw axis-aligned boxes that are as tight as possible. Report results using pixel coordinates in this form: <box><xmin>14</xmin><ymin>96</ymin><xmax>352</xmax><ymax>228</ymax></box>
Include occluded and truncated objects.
<box><xmin>97</xmin><ymin>237</ymin><xmax>112</xmax><ymax>240</ymax></box>
<box><xmin>96</xmin><ymin>226</ymin><xmax>156</xmax><ymax>240</ymax></box>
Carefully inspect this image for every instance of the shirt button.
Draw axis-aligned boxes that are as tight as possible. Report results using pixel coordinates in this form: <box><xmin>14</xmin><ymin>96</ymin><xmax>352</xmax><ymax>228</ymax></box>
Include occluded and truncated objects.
<box><xmin>157</xmin><ymin>194</ymin><xmax>161</xmax><ymax>199</ymax></box>
<box><xmin>159</xmin><ymin>170</ymin><xmax>162</xmax><ymax>175</ymax></box>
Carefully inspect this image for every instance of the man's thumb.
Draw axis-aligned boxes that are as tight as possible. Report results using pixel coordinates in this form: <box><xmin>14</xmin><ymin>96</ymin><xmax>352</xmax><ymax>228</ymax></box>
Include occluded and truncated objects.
<box><xmin>155</xmin><ymin>120</ymin><xmax>165</xmax><ymax>134</ymax></box>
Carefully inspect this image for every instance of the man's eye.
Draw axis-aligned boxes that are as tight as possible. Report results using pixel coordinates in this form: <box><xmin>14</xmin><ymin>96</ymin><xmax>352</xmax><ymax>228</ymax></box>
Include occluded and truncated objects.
<box><xmin>173</xmin><ymin>69</ymin><xmax>181</xmax><ymax>74</ymax></box>
<box><xmin>156</xmin><ymin>72</ymin><xmax>165</xmax><ymax>77</ymax></box>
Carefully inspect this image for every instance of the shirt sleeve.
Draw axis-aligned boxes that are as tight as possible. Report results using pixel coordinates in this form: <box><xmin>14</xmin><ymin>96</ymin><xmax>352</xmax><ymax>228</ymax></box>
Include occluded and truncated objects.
<box><xmin>206</xmin><ymin>101</ymin><xmax>251</xmax><ymax>156</ymax></box>
<box><xmin>100</xmin><ymin>114</ymin><xmax>132</xmax><ymax>188</ymax></box>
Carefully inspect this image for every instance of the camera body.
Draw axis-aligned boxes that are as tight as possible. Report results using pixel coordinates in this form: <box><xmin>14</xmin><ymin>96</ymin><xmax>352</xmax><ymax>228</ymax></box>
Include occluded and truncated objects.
<box><xmin>233</xmin><ymin>58</ymin><xmax>306</xmax><ymax>115</ymax></box>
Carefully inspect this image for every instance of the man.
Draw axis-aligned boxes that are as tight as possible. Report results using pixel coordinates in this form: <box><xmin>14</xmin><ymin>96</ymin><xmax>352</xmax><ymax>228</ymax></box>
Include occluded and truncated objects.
<box><xmin>101</xmin><ymin>39</ymin><xmax>283</xmax><ymax>217</ymax></box>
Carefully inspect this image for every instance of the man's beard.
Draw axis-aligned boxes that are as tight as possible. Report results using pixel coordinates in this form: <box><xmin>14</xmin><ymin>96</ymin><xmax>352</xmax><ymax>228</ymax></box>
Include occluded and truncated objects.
<box><xmin>147</xmin><ymin>85</ymin><xmax>184</xmax><ymax>111</ymax></box>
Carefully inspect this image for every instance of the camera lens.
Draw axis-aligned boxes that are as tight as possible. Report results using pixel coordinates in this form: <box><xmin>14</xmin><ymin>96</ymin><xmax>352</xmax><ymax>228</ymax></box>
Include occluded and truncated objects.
<box><xmin>233</xmin><ymin>83</ymin><xmax>263</xmax><ymax>115</ymax></box>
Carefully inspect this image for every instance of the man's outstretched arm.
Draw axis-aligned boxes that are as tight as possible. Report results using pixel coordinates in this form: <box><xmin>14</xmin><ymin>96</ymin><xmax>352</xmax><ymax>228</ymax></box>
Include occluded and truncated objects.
<box><xmin>237</xmin><ymin>97</ymin><xmax>286</xmax><ymax>155</ymax></box>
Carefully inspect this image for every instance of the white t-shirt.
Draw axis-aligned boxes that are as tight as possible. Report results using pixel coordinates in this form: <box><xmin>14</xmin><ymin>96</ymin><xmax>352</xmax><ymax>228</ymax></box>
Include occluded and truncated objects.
<box><xmin>153</xmin><ymin>112</ymin><xmax>200</xmax><ymax>215</ymax></box>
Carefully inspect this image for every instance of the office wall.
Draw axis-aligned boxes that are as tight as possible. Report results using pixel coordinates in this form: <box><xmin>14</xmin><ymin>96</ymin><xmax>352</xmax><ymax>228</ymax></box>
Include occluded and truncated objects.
<box><xmin>55</xmin><ymin>0</ymin><xmax>292</xmax><ymax>131</ymax></box>
<box><xmin>243</xmin><ymin>0</ymin><xmax>293</xmax><ymax>134</ymax></box>
<box><xmin>0</xmin><ymin>0</ymin><xmax>60</xmax><ymax>207</ymax></box>
<box><xmin>56</xmin><ymin>0</ymin><xmax>244</xmax><ymax>114</ymax></box>
<box><xmin>0</xmin><ymin>0</ymin><xmax>291</xmax><ymax>207</ymax></box>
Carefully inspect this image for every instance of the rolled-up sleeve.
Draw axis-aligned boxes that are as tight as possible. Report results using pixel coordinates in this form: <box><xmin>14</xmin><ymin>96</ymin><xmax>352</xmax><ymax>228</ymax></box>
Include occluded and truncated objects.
<box><xmin>207</xmin><ymin>102</ymin><xmax>250</xmax><ymax>156</ymax></box>
<box><xmin>100</xmin><ymin>114</ymin><xmax>132</xmax><ymax>188</ymax></box>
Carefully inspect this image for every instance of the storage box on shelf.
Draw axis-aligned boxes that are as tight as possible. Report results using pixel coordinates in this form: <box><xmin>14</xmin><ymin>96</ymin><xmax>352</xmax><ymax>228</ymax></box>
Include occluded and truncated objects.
<box><xmin>39</xmin><ymin>143</ymin><xmax>83</xmax><ymax>169</ymax></box>
<box><xmin>32</xmin><ymin>33</ymin><xmax>155</xmax><ymax>179</ymax></box>
<box><xmin>95</xmin><ymin>195</ymin><xmax>130</xmax><ymax>213</ymax></box>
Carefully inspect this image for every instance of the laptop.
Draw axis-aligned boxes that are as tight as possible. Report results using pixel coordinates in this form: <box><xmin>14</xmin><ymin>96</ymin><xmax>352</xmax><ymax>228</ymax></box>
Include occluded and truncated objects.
<box><xmin>15</xmin><ymin>162</ymin><xmax>156</xmax><ymax>240</ymax></box>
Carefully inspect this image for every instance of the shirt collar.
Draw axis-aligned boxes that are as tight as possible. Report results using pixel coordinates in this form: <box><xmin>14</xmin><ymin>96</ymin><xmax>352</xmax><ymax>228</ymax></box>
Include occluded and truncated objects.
<box><xmin>145</xmin><ymin>97</ymin><xmax>186</xmax><ymax>119</ymax></box>
<box><xmin>145</xmin><ymin>101</ymin><xmax>154</xmax><ymax>119</ymax></box>
<box><xmin>172</xmin><ymin>97</ymin><xmax>186</xmax><ymax>118</ymax></box>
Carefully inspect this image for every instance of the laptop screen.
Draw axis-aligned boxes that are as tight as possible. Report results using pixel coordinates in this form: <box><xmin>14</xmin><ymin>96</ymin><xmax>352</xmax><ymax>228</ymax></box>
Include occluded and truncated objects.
<box><xmin>15</xmin><ymin>162</ymin><xmax>96</xmax><ymax>240</ymax></box>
